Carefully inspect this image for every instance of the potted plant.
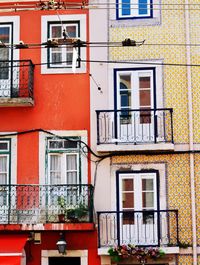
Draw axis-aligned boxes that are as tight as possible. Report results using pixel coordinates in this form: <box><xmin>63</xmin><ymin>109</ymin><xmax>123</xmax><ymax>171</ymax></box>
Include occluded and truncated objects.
<box><xmin>57</xmin><ymin>196</ymin><xmax>67</xmax><ymax>222</ymax></box>
<box><xmin>66</xmin><ymin>203</ymin><xmax>88</xmax><ymax>222</ymax></box>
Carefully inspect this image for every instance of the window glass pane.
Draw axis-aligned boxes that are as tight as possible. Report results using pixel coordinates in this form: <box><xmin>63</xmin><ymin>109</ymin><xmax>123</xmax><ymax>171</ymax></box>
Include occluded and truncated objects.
<box><xmin>0</xmin><ymin>156</ymin><xmax>7</xmax><ymax>184</ymax></box>
<box><xmin>49</xmin><ymin>139</ymin><xmax>78</xmax><ymax>149</ymax></box>
<box><xmin>51</xmin><ymin>26</ymin><xmax>62</xmax><ymax>38</ymax></box>
<box><xmin>139</xmin><ymin>76</ymin><xmax>150</xmax><ymax>88</ymax></box>
<box><xmin>140</xmin><ymin>107</ymin><xmax>151</xmax><ymax>124</ymax></box>
<box><xmin>49</xmin><ymin>140</ymin><xmax>63</xmax><ymax>149</ymax></box>
<box><xmin>142</xmin><ymin>192</ymin><xmax>154</xmax><ymax>208</ymax></box>
<box><xmin>48</xmin><ymin>23</ymin><xmax>79</xmax><ymax>68</ymax></box>
<box><xmin>122</xmin><ymin>179</ymin><xmax>133</xmax><ymax>191</ymax></box>
<box><xmin>0</xmin><ymin>26</ymin><xmax>10</xmax><ymax>79</ymax></box>
<box><xmin>66</xmin><ymin>172</ymin><xmax>77</xmax><ymax>184</ymax></box>
<box><xmin>122</xmin><ymin>192</ymin><xmax>134</xmax><ymax>208</ymax></box>
<box><xmin>63</xmin><ymin>140</ymin><xmax>77</xmax><ymax>149</ymax></box>
<box><xmin>122</xmin><ymin>0</ymin><xmax>131</xmax><ymax>15</ymax></box>
<box><xmin>140</xmin><ymin>90</ymin><xmax>151</xmax><ymax>106</ymax></box>
<box><xmin>142</xmin><ymin>179</ymin><xmax>153</xmax><ymax>190</ymax></box>
<box><xmin>120</xmin><ymin>75</ymin><xmax>131</xmax><ymax>108</ymax></box>
<box><xmin>0</xmin><ymin>142</ymin><xmax>8</xmax><ymax>151</ymax></box>
<box><xmin>66</xmin><ymin>51</ymin><xmax>73</xmax><ymax>65</ymax></box>
<box><xmin>66</xmin><ymin>154</ymin><xmax>77</xmax><ymax>170</ymax></box>
<box><xmin>52</xmin><ymin>52</ymin><xmax>62</xmax><ymax>65</ymax></box>
<box><xmin>122</xmin><ymin>211</ymin><xmax>134</xmax><ymax>225</ymax></box>
<box><xmin>120</xmin><ymin>75</ymin><xmax>131</xmax><ymax>89</ymax></box>
<box><xmin>50</xmin><ymin>155</ymin><xmax>61</xmax><ymax>184</ymax></box>
<box><xmin>139</xmin><ymin>0</ymin><xmax>148</xmax><ymax>15</ymax></box>
<box><xmin>66</xmin><ymin>154</ymin><xmax>78</xmax><ymax>184</ymax></box>
<box><xmin>66</xmin><ymin>25</ymin><xmax>76</xmax><ymax>38</ymax></box>
<box><xmin>0</xmin><ymin>27</ymin><xmax>10</xmax><ymax>43</ymax></box>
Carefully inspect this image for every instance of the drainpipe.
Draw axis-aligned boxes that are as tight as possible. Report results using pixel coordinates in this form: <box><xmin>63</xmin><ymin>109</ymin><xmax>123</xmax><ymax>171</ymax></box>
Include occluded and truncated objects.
<box><xmin>184</xmin><ymin>1</ymin><xmax>197</xmax><ymax>264</ymax></box>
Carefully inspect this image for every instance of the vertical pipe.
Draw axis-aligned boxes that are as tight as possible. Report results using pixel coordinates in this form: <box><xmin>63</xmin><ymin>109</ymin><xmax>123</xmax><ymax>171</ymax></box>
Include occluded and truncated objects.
<box><xmin>184</xmin><ymin>1</ymin><xmax>197</xmax><ymax>264</ymax></box>
<box><xmin>96</xmin><ymin>111</ymin><xmax>100</xmax><ymax>145</ymax></box>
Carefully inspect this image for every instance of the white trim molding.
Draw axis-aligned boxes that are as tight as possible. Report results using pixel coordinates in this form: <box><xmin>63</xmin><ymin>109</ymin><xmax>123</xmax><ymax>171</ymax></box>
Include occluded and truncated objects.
<box><xmin>39</xmin><ymin>130</ymin><xmax>88</xmax><ymax>185</ymax></box>
<box><xmin>41</xmin><ymin>14</ymin><xmax>87</xmax><ymax>74</ymax></box>
<box><xmin>0</xmin><ymin>16</ymin><xmax>20</xmax><ymax>61</ymax></box>
<box><xmin>41</xmin><ymin>250</ymin><xmax>88</xmax><ymax>265</ymax></box>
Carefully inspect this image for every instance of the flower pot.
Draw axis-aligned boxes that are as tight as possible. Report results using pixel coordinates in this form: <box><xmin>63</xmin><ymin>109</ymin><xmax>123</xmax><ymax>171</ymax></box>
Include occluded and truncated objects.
<box><xmin>58</xmin><ymin>213</ymin><xmax>65</xmax><ymax>223</ymax></box>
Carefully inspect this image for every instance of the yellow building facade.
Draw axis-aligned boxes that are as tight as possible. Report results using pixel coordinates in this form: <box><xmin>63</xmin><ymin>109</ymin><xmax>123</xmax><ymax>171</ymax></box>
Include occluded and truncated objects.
<box><xmin>93</xmin><ymin>1</ymin><xmax>200</xmax><ymax>265</ymax></box>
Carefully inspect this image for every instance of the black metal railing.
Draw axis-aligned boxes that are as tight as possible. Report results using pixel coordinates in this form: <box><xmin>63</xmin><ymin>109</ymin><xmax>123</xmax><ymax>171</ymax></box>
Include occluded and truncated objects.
<box><xmin>96</xmin><ymin>108</ymin><xmax>174</xmax><ymax>145</ymax></box>
<box><xmin>97</xmin><ymin>210</ymin><xmax>179</xmax><ymax>247</ymax></box>
<box><xmin>0</xmin><ymin>184</ymin><xmax>94</xmax><ymax>224</ymax></box>
<box><xmin>0</xmin><ymin>60</ymin><xmax>34</xmax><ymax>99</ymax></box>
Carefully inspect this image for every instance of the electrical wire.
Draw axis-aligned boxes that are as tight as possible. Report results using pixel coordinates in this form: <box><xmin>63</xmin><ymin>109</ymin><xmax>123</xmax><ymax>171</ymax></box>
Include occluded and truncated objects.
<box><xmin>0</xmin><ymin>58</ymin><xmax>199</xmax><ymax>68</ymax></box>
<box><xmin>79</xmin><ymin>59</ymin><xmax>200</xmax><ymax>67</ymax></box>
<box><xmin>1</xmin><ymin>41</ymin><xmax>200</xmax><ymax>50</ymax></box>
<box><xmin>1</xmin><ymin>1</ymin><xmax>200</xmax><ymax>11</ymax></box>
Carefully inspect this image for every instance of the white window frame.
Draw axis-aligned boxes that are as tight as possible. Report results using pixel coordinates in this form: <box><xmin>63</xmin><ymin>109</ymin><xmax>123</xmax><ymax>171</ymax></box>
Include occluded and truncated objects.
<box><xmin>108</xmin><ymin>62</ymin><xmax>164</xmax><ymax>110</ymax></box>
<box><xmin>117</xmin><ymin>0</ymin><xmax>151</xmax><ymax>19</ymax></box>
<box><xmin>0</xmin><ymin>136</ymin><xmax>17</xmax><ymax>185</ymax></box>
<box><xmin>48</xmin><ymin>150</ymin><xmax>80</xmax><ymax>185</ymax></box>
<box><xmin>41</xmin><ymin>250</ymin><xmax>88</xmax><ymax>265</ymax></box>
<box><xmin>0</xmin><ymin>16</ymin><xmax>19</xmax><ymax>62</ymax></box>
<box><xmin>41</xmin><ymin>15</ymin><xmax>86</xmax><ymax>74</ymax></box>
<box><xmin>48</xmin><ymin>21</ymin><xmax>80</xmax><ymax>68</ymax></box>
<box><xmin>0</xmin><ymin>17</ymin><xmax>20</xmax><ymax>97</ymax></box>
<box><xmin>117</xmin><ymin>69</ymin><xmax>154</xmax><ymax>110</ymax></box>
<box><xmin>39</xmin><ymin>130</ymin><xmax>88</xmax><ymax>185</ymax></box>
<box><xmin>119</xmin><ymin>172</ymin><xmax>157</xmax><ymax>212</ymax></box>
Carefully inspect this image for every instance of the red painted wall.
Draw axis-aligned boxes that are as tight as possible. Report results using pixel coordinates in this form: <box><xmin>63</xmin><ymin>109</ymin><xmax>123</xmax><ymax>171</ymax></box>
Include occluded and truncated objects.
<box><xmin>0</xmin><ymin>7</ymin><xmax>99</xmax><ymax>265</ymax></box>
<box><xmin>0</xmin><ymin>9</ymin><xmax>91</xmax><ymax>184</ymax></box>
<box><xmin>26</xmin><ymin>231</ymin><xmax>101</xmax><ymax>265</ymax></box>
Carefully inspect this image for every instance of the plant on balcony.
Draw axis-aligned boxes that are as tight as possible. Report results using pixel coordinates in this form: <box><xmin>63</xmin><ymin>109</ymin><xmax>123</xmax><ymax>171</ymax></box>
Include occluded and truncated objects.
<box><xmin>108</xmin><ymin>244</ymin><xmax>165</xmax><ymax>264</ymax></box>
<box><xmin>57</xmin><ymin>196</ymin><xmax>67</xmax><ymax>222</ymax></box>
<box><xmin>66</xmin><ymin>203</ymin><xmax>88</xmax><ymax>222</ymax></box>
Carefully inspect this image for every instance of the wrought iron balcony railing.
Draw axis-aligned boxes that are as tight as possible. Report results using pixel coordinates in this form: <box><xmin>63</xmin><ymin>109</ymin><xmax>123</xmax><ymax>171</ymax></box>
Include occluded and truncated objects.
<box><xmin>96</xmin><ymin>108</ymin><xmax>174</xmax><ymax>145</ymax></box>
<box><xmin>97</xmin><ymin>210</ymin><xmax>179</xmax><ymax>248</ymax></box>
<box><xmin>0</xmin><ymin>184</ymin><xmax>94</xmax><ymax>224</ymax></box>
<box><xmin>0</xmin><ymin>60</ymin><xmax>34</xmax><ymax>99</ymax></box>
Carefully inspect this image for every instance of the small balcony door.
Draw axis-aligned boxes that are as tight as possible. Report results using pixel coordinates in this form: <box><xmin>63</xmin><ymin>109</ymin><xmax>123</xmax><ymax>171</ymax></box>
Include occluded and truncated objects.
<box><xmin>0</xmin><ymin>24</ymin><xmax>13</xmax><ymax>97</ymax></box>
<box><xmin>116</xmin><ymin>69</ymin><xmax>155</xmax><ymax>143</ymax></box>
<box><xmin>118</xmin><ymin>172</ymin><xmax>159</xmax><ymax>245</ymax></box>
<box><xmin>44</xmin><ymin>139</ymin><xmax>81</xmax><ymax>221</ymax></box>
<box><xmin>0</xmin><ymin>141</ymin><xmax>10</xmax><ymax>223</ymax></box>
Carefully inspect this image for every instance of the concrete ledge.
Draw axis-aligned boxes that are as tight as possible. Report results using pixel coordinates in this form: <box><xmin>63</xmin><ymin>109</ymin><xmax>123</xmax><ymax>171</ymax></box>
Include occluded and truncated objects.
<box><xmin>0</xmin><ymin>223</ymin><xmax>95</xmax><ymax>231</ymax></box>
<box><xmin>0</xmin><ymin>98</ymin><xmax>34</xmax><ymax>107</ymax></box>
<box><xmin>97</xmin><ymin>143</ymin><xmax>175</xmax><ymax>153</ymax></box>
<box><xmin>98</xmin><ymin>247</ymin><xmax>180</xmax><ymax>256</ymax></box>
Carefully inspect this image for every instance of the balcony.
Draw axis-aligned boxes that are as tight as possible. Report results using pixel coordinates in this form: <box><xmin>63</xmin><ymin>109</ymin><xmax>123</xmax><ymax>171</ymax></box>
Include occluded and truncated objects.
<box><xmin>0</xmin><ymin>184</ymin><xmax>93</xmax><ymax>226</ymax></box>
<box><xmin>97</xmin><ymin>210</ymin><xmax>179</xmax><ymax>248</ymax></box>
<box><xmin>96</xmin><ymin>108</ymin><xmax>174</xmax><ymax>152</ymax></box>
<box><xmin>0</xmin><ymin>60</ymin><xmax>34</xmax><ymax>107</ymax></box>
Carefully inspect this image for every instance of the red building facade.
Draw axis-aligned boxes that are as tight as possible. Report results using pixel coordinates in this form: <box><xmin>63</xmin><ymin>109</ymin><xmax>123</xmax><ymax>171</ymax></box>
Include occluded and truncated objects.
<box><xmin>0</xmin><ymin>1</ymin><xmax>100</xmax><ymax>265</ymax></box>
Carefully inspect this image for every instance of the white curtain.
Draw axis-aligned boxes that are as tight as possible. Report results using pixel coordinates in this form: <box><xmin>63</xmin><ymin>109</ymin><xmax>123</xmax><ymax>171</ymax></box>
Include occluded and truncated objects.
<box><xmin>50</xmin><ymin>155</ymin><xmax>61</xmax><ymax>185</ymax></box>
<box><xmin>66</xmin><ymin>154</ymin><xmax>78</xmax><ymax>185</ymax></box>
<box><xmin>0</xmin><ymin>156</ymin><xmax>7</xmax><ymax>185</ymax></box>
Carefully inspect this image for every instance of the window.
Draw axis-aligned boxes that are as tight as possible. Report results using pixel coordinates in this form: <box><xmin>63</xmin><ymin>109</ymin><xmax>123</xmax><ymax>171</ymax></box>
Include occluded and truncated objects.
<box><xmin>114</xmin><ymin>68</ymin><xmax>155</xmax><ymax>143</ymax></box>
<box><xmin>0</xmin><ymin>140</ymin><xmax>10</xmax><ymax>185</ymax></box>
<box><xmin>0</xmin><ymin>17</ymin><xmax>19</xmax><ymax>97</ymax></box>
<box><xmin>0</xmin><ymin>24</ymin><xmax>12</xmax><ymax>81</ymax></box>
<box><xmin>117</xmin><ymin>171</ymin><xmax>159</xmax><ymax>245</ymax></box>
<box><xmin>47</xmin><ymin>21</ymin><xmax>80</xmax><ymax>68</ymax></box>
<box><xmin>117</xmin><ymin>0</ymin><xmax>152</xmax><ymax>19</ymax></box>
<box><xmin>0</xmin><ymin>140</ymin><xmax>10</xmax><ymax>206</ymax></box>
<box><xmin>41</xmin><ymin>15</ymin><xmax>86</xmax><ymax>74</ymax></box>
<box><xmin>47</xmin><ymin>138</ymin><xmax>80</xmax><ymax>185</ymax></box>
<box><xmin>118</xmin><ymin>172</ymin><xmax>157</xmax><ymax>214</ymax></box>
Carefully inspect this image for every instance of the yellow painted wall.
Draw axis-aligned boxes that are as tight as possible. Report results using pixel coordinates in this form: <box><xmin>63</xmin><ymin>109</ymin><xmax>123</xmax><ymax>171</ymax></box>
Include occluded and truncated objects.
<box><xmin>108</xmin><ymin>1</ymin><xmax>200</xmax><ymax>264</ymax></box>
